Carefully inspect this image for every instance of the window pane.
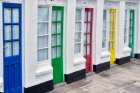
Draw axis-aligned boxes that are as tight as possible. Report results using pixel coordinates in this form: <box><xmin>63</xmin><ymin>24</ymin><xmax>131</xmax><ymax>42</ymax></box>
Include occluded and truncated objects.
<box><xmin>57</xmin><ymin>11</ymin><xmax>62</xmax><ymax>21</ymax></box>
<box><xmin>5</xmin><ymin>25</ymin><xmax>11</xmax><ymax>40</ymax></box>
<box><xmin>57</xmin><ymin>35</ymin><xmax>61</xmax><ymax>46</ymax></box>
<box><xmin>102</xmin><ymin>10</ymin><xmax>107</xmax><ymax>48</ymax></box>
<box><xmin>52</xmin><ymin>47</ymin><xmax>57</xmax><ymax>59</ymax></box>
<box><xmin>52</xmin><ymin>11</ymin><xmax>57</xmax><ymax>21</ymax></box>
<box><xmin>51</xmin><ymin>35</ymin><xmax>57</xmax><ymax>46</ymax></box>
<box><xmin>4</xmin><ymin>8</ymin><xmax>11</xmax><ymax>23</ymax></box>
<box><xmin>13</xmin><ymin>41</ymin><xmax>19</xmax><ymax>56</ymax></box>
<box><xmin>84</xmin><ymin>45</ymin><xmax>86</xmax><ymax>55</ymax></box>
<box><xmin>75</xmin><ymin>32</ymin><xmax>81</xmax><ymax>42</ymax></box>
<box><xmin>38</xmin><ymin>49</ymin><xmax>48</xmax><ymax>61</ymax></box>
<box><xmin>52</xmin><ymin>23</ymin><xmax>57</xmax><ymax>34</ymax></box>
<box><xmin>12</xmin><ymin>9</ymin><xmax>19</xmax><ymax>23</ymax></box>
<box><xmin>38</xmin><ymin>36</ymin><xmax>48</xmax><ymax>49</ymax></box>
<box><xmin>4</xmin><ymin>42</ymin><xmax>12</xmax><ymax>57</ymax></box>
<box><xmin>13</xmin><ymin>25</ymin><xmax>19</xmax><ymax>39</ymax></box>
<box><xmin>76</xmin><ymin>9</ymin><xmax>81</xmax><ymax>21</ymax></box>
<box><xmin>57</xmin><ymin>23</ymin><xmax>61</xmax><ymax>33</ymax></box>
<box><xmin>84</xmin><ymin>23</ymin><xmax>87</xmax><ymax>33</ymax></box>
<box><xmin>84</xmin><ymin>34</ymin><xmax>86</xmax><ymax>44</ymax></box>
<box><xmin>38</xmin><ymin>23</ymin><xmax>48</xmax><ymax>36</ymax></box>
<box><xmin>38</xmin><ymin>7</ymin><xmax>48</xmax><ymax>21</ymax></box>
<box><xmin>74</xmin><ymin>44</ymin><xmax>81</xmax><ymax>53</ymax></box>
<box><xmin>75</xmin><ymin>23</ymin><xmax>81</xmax><ymax>32</ymax></box>
<box><xmin>57</xmin><ymin>47</ymin><xmax>61</xmax><ymax>57</ymax></box>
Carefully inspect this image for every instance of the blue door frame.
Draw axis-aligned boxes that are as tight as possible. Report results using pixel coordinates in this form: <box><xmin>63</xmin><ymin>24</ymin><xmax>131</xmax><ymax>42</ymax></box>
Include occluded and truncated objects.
<box><xmin>3</xmin><ymin>3</ymin><xmax>22</xmax><ymax>93</ymax></box>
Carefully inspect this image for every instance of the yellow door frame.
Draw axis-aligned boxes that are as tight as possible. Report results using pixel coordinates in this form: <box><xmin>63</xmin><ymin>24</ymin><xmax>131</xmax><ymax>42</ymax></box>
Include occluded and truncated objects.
<box><xmin>109</xmin><ymin>9</ymin><xmax>117</xmax><ymax>65</ymax></box>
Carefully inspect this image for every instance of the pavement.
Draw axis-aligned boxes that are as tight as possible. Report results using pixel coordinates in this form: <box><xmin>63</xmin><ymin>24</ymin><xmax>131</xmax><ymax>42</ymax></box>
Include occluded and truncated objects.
<box><xmin>48</xmin><ymin>59</ymin><xmax>140</xmax><ymax>93</ymax></box>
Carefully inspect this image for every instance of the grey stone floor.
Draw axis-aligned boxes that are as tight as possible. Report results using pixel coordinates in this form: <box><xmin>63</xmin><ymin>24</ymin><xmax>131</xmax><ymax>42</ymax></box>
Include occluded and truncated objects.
<box><xmin>49</xmin><ymin>59</ymin><xmax>140</xmax><ymax>93</ymax></box>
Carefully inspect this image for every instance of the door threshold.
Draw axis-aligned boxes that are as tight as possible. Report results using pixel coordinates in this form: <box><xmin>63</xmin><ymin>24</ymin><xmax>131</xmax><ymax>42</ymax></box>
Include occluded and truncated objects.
<box><xmin>110</xmin><ymin>64</ymin><xmax>117</xmax><ymax>68</ymax></box>
<box><xmin>86</xmin><ymin>72</ymin><xmax>94</xmax><ymax>77</ymax></box>
<box><xmin>54</xmin><ymin>82</ymin><xmax>66</xmax><ymax>88</ymax></box>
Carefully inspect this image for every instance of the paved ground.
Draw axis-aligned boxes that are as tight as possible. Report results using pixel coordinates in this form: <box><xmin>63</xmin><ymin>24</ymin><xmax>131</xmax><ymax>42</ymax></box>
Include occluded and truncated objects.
<box><xmin>49</xmin><ymin>59</ymin><xmax>140</xmax><ymax>93</ymax></box>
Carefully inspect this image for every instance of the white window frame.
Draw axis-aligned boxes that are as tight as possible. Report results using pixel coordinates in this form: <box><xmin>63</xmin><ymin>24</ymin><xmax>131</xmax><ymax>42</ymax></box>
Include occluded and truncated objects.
<box><xmin>74</xmin><ymin>8</ymin><xmax>84</xmax><ymax>56</ymax></box>
<box><xmin>37</xmin><ymin>4</ymin><xmax>51</xmax><ymax>62</ymax></box>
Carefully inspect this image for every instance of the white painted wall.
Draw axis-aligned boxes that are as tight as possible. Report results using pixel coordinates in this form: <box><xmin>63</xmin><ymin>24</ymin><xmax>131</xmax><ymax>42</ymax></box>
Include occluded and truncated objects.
<box><xmin>24</xmin><ymin>0</ymin><xmax>54</xmax><ymax>88</ymax></box>
<box><xmin>136</xmin><ymin>1</ymin><xmax>140</xmax><ymax>54</ymax></box>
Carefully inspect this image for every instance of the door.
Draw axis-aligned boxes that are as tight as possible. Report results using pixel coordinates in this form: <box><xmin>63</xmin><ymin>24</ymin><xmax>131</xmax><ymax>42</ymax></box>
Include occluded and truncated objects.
<box><xmin>129</xmin><ymin>9</ymin><xmax>135</xmax><ymax>58</ymax></box>
<box><xmin>3</xmin><ymin>3</ymin><xmax>22</xmax><ymax>93</ymax></box>
<box><xmin>109</xmin><ymin>9</ymin><xmax>117</xmax><ymax>65</ymax></box>
<box><xmin>51</xmin><ymin>6</ymin><xmax>64</xmax><ymax>84</ymax></box>
<box><xmin>84</xmin><ymin>8</ymin><xmax>93</xmax><ymax>73</ymax></box>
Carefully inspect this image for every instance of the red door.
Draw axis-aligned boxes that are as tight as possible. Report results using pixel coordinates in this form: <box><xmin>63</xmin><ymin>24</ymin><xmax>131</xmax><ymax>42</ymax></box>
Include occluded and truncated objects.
<box><xmin>84</xmin><ymin>8</ymin><xmax>93</xmax><ymax>73</ymax></box>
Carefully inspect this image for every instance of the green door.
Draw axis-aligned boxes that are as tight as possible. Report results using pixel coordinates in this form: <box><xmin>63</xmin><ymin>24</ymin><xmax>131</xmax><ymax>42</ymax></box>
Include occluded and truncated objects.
<box><xmin>129</xmin><ymin>9</ymin><xmax>135</xmax><ymax>58</ymax></box>
<box><xmin>51</xmin><ymin>6</ymin><xmax>64</xmax><ymax>84</ymax></box>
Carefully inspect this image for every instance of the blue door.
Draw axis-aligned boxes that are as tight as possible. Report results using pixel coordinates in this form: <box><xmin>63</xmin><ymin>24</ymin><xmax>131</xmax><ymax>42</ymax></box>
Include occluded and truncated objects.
<box><xmin>3</xmin><ymin>3</ymin><xmax>22</xmax><ymax>93</ymax></box>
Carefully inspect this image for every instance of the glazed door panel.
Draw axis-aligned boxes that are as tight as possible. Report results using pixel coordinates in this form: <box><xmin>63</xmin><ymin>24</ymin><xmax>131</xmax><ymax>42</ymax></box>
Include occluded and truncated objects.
<box><xmin>51</xmin><ymin>6</ymin><xmax>64</xmax><ymax>84</ymax></box>
<box><xmin>3</xmin><ymin>3</ymin><xmax>22</xmax><ymax>93</ymax></box>
<box><xmin>109</xmin><ymin>9</ymin><xmax>117</xmax><ymax>65</ymax></box>
<box><xmin>129</xmin><ymin>9</ymin><xmax>135</xmax><ymax>58</ymax></box>
<box><xmin>84</xmin><ymin>8</ymin><xmax>93</xmax><ymax>73</ymax></box>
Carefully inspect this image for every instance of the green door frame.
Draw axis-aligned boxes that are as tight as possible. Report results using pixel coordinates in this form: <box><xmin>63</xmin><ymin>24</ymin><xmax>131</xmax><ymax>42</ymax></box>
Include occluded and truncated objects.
<box><xmin>129</xmin><ymin>9</ymin><xmax>135</xmax><ymax>58</ymax></box>
<box><xmin>51</xmin><ymin>6</ymin><xmax>64</xmax><ymax>84</ymax></box>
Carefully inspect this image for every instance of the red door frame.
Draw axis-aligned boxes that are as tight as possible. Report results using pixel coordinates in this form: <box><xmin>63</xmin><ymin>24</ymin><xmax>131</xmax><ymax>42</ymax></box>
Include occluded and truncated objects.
<box><xmin>84</xmin><ymin>8</ymin><xmax>93</xmax><ymax>73</ymax></box>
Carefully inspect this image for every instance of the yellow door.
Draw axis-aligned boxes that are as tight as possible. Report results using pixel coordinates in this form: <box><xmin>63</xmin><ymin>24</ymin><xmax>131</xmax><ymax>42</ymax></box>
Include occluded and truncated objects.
<box><xmin>109</xmin><ymin>9</ymin><xmax>117</xmax><ymax>65</ymax></box>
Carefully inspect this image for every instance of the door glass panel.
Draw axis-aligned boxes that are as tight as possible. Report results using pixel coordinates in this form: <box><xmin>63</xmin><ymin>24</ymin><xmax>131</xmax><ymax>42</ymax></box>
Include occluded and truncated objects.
<box><xmin>88</xmin><ymin>12</ymin><xmax>91</xmax><ymax>21</ymax></box>
<box><xmin>52</xmin><ymin>23</ymin><xmax>57</xmax><ymax>34</ymax></box>
<box><xmin>87</xmin><ymin>24</ymin><xmax>91</xmax><ymax>32</ymax></box>
<box><xmin>84</xmin><ymin>23</ymin><xmax>87</xmax><ymax>33</ymax></box>
<box><xmin>13</xmin><ymin>25</ymin><xmax>19</xmax><ymax>39</ymax></box>
<box><xmin>57</xmin><ymin>35</ymin><xmax>61</xmax><ymax>46</ymax></box>
<box><xmin>38</xmin><ymin>23</ymin><xmax>48</xmax><ymax>35</ymax></box>
<box><xmin>57</xmin><ymin>47</ymin><xmax>61</xmax><ymax>57</ymax></box>
<box><xmin>87</xmin><ymin>35</ymin><xmax>90</xmax><ymax>44</ymax></box>
<box><xmin>38</xmin><ymin>7</ymin><xmax>48</xmax><ymax>22</ymax></box>
<box><xmin>38</xmin><ymin>36</ymin><xmax>48</xmax><ymax>49</ymax></box>
<box><xmin>52</xmin><ymin>11</ymin><xmax>57</xmax><ymax>21</ymax></box>
<box><xmin>12</xmin><ymin>9</ymin><xmax>19</xmax><ymax>23</ymax></box>
<box><xmin>4</xmin><ymin>8</ymin><xmax>11</xmax><ymax>23</ymax></box>
<box><xmin>84</xmin><ymin>12</ymin><xmax>88</xmax><ymax>22</ymax></box>
<box><xmin>38</xmin><ymin>49</ymin><xmax>48</xmax><ymax>61</ymax></box>
<box><xmin>13</xmin><ymin>41</ymin><xmax>19</xmax><ymax>56</ymax></box>
<box><xmin>52</xmin><ymin>47</ymin><xmax>57</xmax><ymax>58</ymax></box>
<box><xmin>57</xmin><ymin>23</ymin><xmax>61</xmax><ymax>33</ymax></box>
<box><xmin>5</xmin><ymin>25</ymin><xmax>11</xmax><ymax>40</ymax></box>
<box><xmin>57</xmin><ymin>11</ymin><xmax>62</xmax><ymax>21</ymax></box>
<box><xmin>87</xmin><ymin>45</ymin><xmax>90</xmax><ymax>55</ymax></box>
<box><xmin>52</xmin><ymin>35</ymin><xmax>57</xmax><ymax>46</ymax></box>
<box><xmin>4</xmin><ymin>42</ymin><xmax>12</xmax><ymax>57</ymax></box>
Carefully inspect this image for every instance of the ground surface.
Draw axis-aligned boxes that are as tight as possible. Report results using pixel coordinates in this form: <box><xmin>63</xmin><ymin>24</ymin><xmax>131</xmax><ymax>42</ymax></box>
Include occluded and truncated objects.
<box><xmin>49</xmin><ymin>59</ymin><xmax>140</xmax><ymax>93</ymax></box>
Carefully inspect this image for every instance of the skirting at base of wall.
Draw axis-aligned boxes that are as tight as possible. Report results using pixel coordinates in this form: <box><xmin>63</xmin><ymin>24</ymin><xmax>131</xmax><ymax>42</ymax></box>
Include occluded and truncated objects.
<box><xmin>24</xmin><ymin>80</ymin><xmax>54</xmax><ymax>93</ymax></box>
<box><xmin>93</xmin><ymin>62</ymin><xmax>110</xmax><ymax>73</ymax></box>
<box><xmin>135</xmin><ymin>54</ymin><xmax>140</xmax><ymax>59</ymax></box>
<box><xmin>65</xmin><ymin>69</ymin><xmax>86</xmax><ymax>84</ymax></box>
<box><xmin>116</xmin><ymin>56</ymin><xmax>130</xmax><ymax>65</ymax></box>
